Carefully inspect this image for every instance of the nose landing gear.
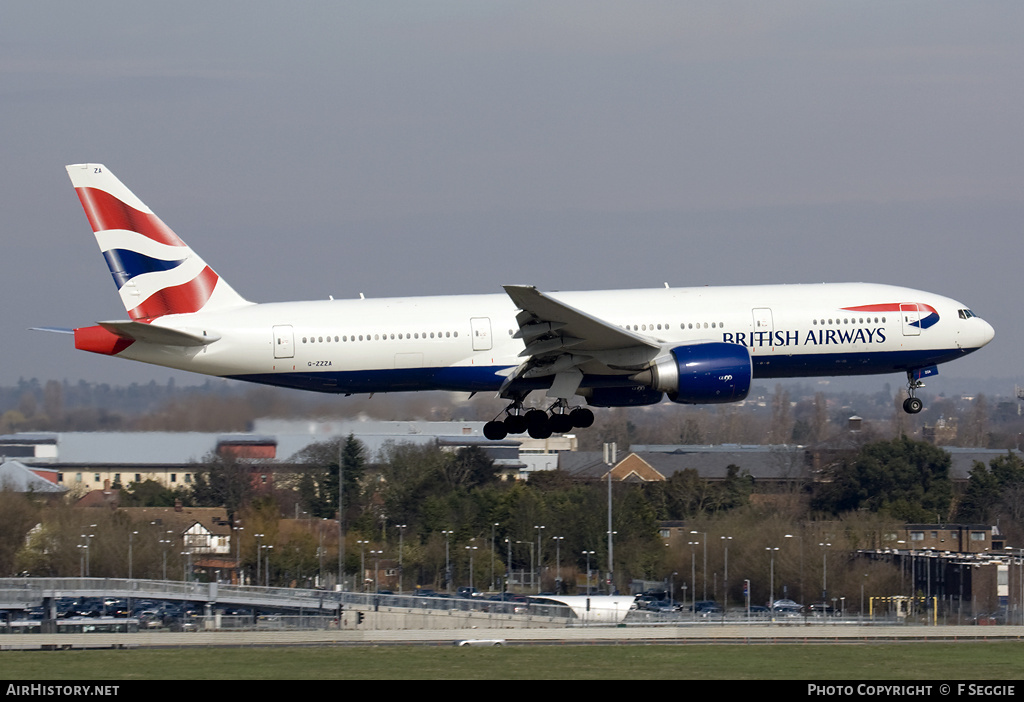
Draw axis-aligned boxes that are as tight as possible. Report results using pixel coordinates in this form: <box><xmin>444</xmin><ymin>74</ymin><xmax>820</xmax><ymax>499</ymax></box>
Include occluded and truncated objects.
<box><xmin>902</xmin><ymin>371</ymin><xmax>924</xmax><ymax>414</ymax></box>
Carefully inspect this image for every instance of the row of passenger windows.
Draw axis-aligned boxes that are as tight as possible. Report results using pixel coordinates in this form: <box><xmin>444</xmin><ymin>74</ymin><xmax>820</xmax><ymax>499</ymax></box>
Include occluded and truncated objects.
<box><xmin>813</xmin><ymin>317</ymin><xmax>885</xmax><ymax>325</ymax></box>
<box><xmin>300</xmin><ymin>315</ymin><xmax>890</xmax><ymax>346</ymax></box>
<box><xmin>302</xmin><ymin>331</ymin><xmax>460</xmax><ymax>344</ymax></box>
<box><xmin>622</xmin><ymin>322</ymin><xmax>726</xmax><ymax>332</ymax></box>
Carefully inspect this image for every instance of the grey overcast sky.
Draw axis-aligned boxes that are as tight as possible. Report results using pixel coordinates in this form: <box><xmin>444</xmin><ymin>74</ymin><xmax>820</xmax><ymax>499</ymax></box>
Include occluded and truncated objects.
<box><xmin>3</xmin><ymin>2</ymin><xmax>1022</xmax><ymax>391</ymax></box>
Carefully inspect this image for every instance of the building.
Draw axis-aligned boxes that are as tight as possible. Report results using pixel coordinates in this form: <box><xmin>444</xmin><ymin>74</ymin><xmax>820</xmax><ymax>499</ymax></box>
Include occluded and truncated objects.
<box><xmin>119</xmin><ymin>504</ymin><xmax>237</xmax><ymax>582</ymax></box>
<box><xmin>0</xmin><ymin>419</ymin><xmax>578</xmax><ymax>492</ymax></box>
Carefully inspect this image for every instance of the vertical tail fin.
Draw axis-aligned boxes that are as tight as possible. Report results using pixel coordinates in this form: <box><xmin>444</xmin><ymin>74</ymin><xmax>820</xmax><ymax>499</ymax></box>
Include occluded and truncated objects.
<box><xmin>66</xmin><ymin>163</ymin><xmax>250</xmax><ymax>320</ymax></box>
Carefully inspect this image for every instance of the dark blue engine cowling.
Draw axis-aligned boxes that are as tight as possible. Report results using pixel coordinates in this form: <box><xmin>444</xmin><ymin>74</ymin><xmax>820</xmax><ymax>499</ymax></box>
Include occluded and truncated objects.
<box><xmin>651</xmin><ymin>342</ymin><xmax>752</xmax><ymax>404</ymax></box>
<box><xmin>586</xmin><ymin>385</ymin><xmax>664</xmax><ymax>407</ymax></box>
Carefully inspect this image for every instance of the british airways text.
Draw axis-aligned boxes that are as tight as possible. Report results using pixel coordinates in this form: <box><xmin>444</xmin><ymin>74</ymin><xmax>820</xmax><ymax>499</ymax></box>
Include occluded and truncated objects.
<box><xmin>722</xmin><ymin>328</ymin><xmax>887</xmax><ymax>348</ymax></box>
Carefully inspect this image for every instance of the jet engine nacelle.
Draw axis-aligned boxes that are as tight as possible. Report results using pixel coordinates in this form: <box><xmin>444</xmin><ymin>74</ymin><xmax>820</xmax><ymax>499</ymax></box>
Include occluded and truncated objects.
<box><xmin>638</xmin><ymin>342</ymin><xmax>752</xmax><ymax>404</ymax></box>
<box><xmin>585</xmin><ymin>385</ymin><xmax>664</xmax><ymax>407</ymax></box>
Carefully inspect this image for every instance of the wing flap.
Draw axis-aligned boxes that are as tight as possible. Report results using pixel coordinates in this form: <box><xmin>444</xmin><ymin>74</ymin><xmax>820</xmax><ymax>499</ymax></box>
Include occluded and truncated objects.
<box><xmin>501</xmin><ymin>285</ymin><xmax>659</xmax><ymax>397</ymax></box>
<box><xmin>503</xmin><ymin>285</ymin><xmax>658</xmax><ymax>353</ymax></box>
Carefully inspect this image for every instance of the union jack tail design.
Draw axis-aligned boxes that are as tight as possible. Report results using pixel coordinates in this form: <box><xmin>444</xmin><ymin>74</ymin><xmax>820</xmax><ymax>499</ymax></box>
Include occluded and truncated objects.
<box><xmin>66</xmin><ymin>164</ymin><xmax>249</xmax><ymax>320</ymax></box>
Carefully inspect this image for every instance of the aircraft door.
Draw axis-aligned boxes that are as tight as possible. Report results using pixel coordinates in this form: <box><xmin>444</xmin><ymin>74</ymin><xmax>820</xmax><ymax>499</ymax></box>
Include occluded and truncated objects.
<box><xmin>273</xmin><ymin>325</ymin><xmax>295</xmax><ymax>358</ymax></box>
<box><xmin>900</xmin><ymin>304</ymin><xmax>921</xmax><ymax>336</ymax></box>
<box><xmin>470</xmin><ymin>317</ymin><xmax>492</xmax><ymax>351</ymax></box>
<box><xmin>752</xmin><ymin>308</ymin><xmax>773</xmax><ymax>349</ymax></box>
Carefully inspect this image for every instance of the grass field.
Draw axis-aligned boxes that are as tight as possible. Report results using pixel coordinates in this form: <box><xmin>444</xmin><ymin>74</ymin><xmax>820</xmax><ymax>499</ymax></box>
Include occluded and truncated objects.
<box><xmin>3</xmin><ymin>642</ymin><xmax>1024</xmax><ymax>680</ymax></box>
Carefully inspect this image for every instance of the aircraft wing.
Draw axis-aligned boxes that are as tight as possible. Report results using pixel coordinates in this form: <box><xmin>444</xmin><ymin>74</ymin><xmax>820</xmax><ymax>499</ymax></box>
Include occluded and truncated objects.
<box><xmin>500</xmin><ymin>285</ymin><xmax>659</xmax><ymax>397</ymax></box>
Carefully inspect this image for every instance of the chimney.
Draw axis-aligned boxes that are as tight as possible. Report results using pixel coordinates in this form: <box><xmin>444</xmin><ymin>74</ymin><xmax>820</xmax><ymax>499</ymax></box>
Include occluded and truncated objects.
<box><xmin>175</xmin><ymin>499</ymin><xmax>183</xmax><ymax>512</ymax></box>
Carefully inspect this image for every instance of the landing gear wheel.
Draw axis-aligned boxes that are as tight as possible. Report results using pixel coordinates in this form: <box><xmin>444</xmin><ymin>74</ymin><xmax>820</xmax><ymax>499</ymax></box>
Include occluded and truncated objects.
<box><xmin>569</xmin><ymin>407</ymin><xmax>595</xmax><ymax>428</ymax></box>
<box><xmin>526</xmin><ymin>411</ymin><xmax>552</xmax><ymax>439</ymax></box>
<box><xmin>504</xmin><ymin>414</ymin><xmax>528</xmax><ymax>434</ymax></box>
<box><xmin>524</xmin><ymin>409</ymin><xmax>548</xmax><ymax>430</ymax></box>
<box><xmin>903</xmin><ymin>370</ymin><xmax>925</xmax><ymax>415</ymax></box>
<box><xmin>484</xmin><ymin>421</ymin><xmax>508</xmax><ymax>440</ymax></box>
<box><xmin>549</xmin><ymin>412</ymin><xmax>574</xmax><ymax>434</ymax></box>
<box><xmin>903</xmin><ymin>397</ymin><xmax>923</xmax><ymax>414</ymax></box>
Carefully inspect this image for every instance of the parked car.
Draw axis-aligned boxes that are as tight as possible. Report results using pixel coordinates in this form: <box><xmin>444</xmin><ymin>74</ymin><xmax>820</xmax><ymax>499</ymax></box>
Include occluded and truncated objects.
<box><xmin>808</xmin><ymin>603</ymin><xmax>839</xmax><ymax>617</ymax></box>
<box><xmin>771</xmin><ymin>599</ymin><xmax>803</xmax><ymax>614</ymax></box>
<box><xmin>689</xmin><ymin>600</ymin><xmax>722</xmax><ymax>613</ymax></box>
<box><xmin>634</xmin><ymin>595</ymin><xmax>663</xmax><ymax>611</ymax></box>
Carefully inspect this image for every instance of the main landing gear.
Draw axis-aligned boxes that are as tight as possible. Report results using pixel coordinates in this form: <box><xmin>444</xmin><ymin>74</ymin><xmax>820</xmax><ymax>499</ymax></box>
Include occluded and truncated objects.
<box><xmin>903</xmin><ymin>370</ymin><xmax>924</xmax><ymax>415</ymax></box>
<box><xmin>483</xmin><ymin>400</ymin><xmax>595</xmax><ymax>441</ymax></box>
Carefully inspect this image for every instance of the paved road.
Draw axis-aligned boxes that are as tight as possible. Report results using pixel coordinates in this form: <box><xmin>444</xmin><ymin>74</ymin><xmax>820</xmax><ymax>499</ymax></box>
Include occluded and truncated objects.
<box><xmin>4</xmin><ymin>624</ymin><xmax>1023</xmax><ymax>649</ymax></box>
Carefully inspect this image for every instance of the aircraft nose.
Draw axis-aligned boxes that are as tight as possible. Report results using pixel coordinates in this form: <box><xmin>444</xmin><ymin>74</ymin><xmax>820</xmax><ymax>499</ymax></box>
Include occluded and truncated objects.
<box><xmin>977</xmin><ymin>318</ymin><xmax>995</xmax><ymax>347</ymax></box>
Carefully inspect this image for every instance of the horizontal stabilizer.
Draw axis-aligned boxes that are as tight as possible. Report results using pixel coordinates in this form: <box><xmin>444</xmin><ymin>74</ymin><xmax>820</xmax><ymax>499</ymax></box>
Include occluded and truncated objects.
<box><xmin>97</xmin><ymin>320</ymin><xmax>220</xmax><ymax>347</ymax></box>
<box><xmin>30</xmin><ymin>326</ymin><xmax>75</xmax><ymax>335</ymax></box>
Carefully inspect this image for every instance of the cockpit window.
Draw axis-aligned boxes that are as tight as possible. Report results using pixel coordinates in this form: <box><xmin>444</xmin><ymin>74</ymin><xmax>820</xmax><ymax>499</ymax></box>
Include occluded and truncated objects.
<box><xmin>958</xmin><ymin>309</ymin><xmax>978</xmax><ymax>320</ymax></box>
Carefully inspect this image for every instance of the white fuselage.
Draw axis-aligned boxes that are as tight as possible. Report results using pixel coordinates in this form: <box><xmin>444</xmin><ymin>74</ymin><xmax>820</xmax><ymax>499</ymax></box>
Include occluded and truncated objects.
<box><xmin>111</xmin><ymin>281</ymin><xmax>994</xmax><ymax>396</ymax></box>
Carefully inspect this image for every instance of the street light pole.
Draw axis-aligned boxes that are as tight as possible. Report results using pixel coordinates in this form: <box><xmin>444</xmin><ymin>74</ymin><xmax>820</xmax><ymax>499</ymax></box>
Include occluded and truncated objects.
<box><xmin>552</xmin><ymin>536</ymin><xmax>564</xmax><ymax>594</ymax></box>
<box><xmin>442</xmin><ymin>530</ymin><xmax>454</xmax><ymax>594</ymax></box>
<box><xmin>689</xmin><ymin>540</ymin><xmax>699</xmax><ymax>620</ymax></box>
<box><xmin>583</xmin><ymin>551</ymin><xmax>595</xmax><ymax>594</ymax></box>
<box><xmin>357</xmin><ymin>539</ymin><xmax>368</xmax><ymax>592</ymax></box>
<box><xmin>766</xmin><ymin>546</ymin><xmax>779</xmax><ymax>613</ymax></box>
<box><xmin>691</xmin><ymin>530</ymin><xmax>707</xmax><ymax>601</ymax></box>
<box><xmin>397</xmin><ymin>524</ymin><xmax>407</xmax><ymax>595</ymax></box>
<box><xmin>491</xmin><ymin>522</ymin><xmax>498</xmax><ymax>592</ymax></box>
<box><xmin>721</xmin><ymin>536</ymin><xmax>732</xmax><ymax>609</ymax></box>
<box><xmin>534</xmin><ymin>525</ymin><xmax>545</xmax><ymax>593</ymax></box>
<box><xmin>820</xmin><ymin>541</ymin><xmax>831</xmax><ymax>616</ymax></box>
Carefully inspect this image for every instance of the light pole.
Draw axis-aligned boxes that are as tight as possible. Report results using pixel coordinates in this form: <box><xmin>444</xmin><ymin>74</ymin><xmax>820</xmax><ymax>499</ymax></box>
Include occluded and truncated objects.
<box><xmin>338</xmin><ymin>441</ymin><xmax>345</xmax><ymax>592</ymax></box>
<box><xmin>255</xmin><ymin>533</ymin><xmax>264</xmax><ymax>586</ymax></box>
<box><xmin>357</xmin><ymin>540</ymin><xmax>369</xmax><ymax>592</ymax></box>
<box><xmin>158</xmin><ymin>529</ymin><xmax>174</xmax><ymax>581</ymax></box>
<box><xmin>234</xmin><ymin>525</ymin><xmax>243</xmax><ymax>585</ymax></box>
<box><xmin>766</xmin><ymin>546</ymin><xmax>779</xmax><ymax>613</ymax></box>
<box><xmin>397</xmin><ymin>524</ymin><xmax>407</xmax><ymax>595</ymax></box>
<box><xmin>604</xmin><ymin>442</ymin><xmax>616</xmax><ymax>596</ymax></box>
<box><xmin>263</xmin><ymin>544</ymin><xmax>274</xmax><ymax>587</ymax></box>
<box><xmin>128</xmin><ymin>530</ymin><xmax>138</xmax><ymax>580</ymax></box>
<box><xmin>465</xmin><ymin>546</ymin><xmax>478</xmax><ymax>590</ymax></box>
<box><xmin>504</xmin><ymin>538</ymin><xmax>511</xmax><ymax>595</ymax></box>
<box><xmin>517</xmin><ymin>541</ymin><xmax>534</xmax><ymax>592</ymax></box>
<box><xmin>861</xmin><ymin>573</ymin><xmax>867</xmax><ymax>624</ymax></box>
<box><xmin>534</xmin><ymin>525</ymin><xmax>545</xmax><ymax>593</ymax></box>
<box><xmin>721</xmin><ymin>536</ymin><xmax>732</xmax><ymax>609</ymax></box>
<box><xmin>491</xmin><ymin>522</ymin><xmax>499</xmax><ymax>592</ymax></box>
<box><xmin>370</xmin><ymin>550</ymin><xmax>382</xmax><ymax>593</ymax></box>
<box><xmin>689</xmin><ymin>540</ymin><xmax>699</xmax><ymax>620</ymax></box>
<box><xmin>442</xmin><ymin>530</ymin><xmax>454</xmax><ymax>594</ymax></box>
<box><xmin>583</xmin><ymin>551</ymin><xmax>595</xmax><ymax>594</ymax></box>
<box><xmin>691</xmin><ymin>530</ymin><xmax>707</xmax><ymax>601</ymax></box>
<box><xmin>80</xmin><ymin>530</ymin><xmax>95</xmax><ymax>577</ymax></box>
<box><xmin>552</xmin><ymin>536</ymin><xmax>564</xmax><ymax>594</ymax></box>
<box><xmin>819</xmin><ymin>541</ymin><xmax>831</xmax><ymax>616</ymax></box>
<box><xmin>785</xmin><ymin>531</ymin><xmax>804</xmax><ymax>603</ymax></box>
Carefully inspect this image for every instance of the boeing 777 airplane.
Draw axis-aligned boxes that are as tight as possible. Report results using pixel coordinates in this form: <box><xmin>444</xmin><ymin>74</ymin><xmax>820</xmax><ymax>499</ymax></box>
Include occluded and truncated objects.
<box><xmin>55</xmin><ymin>164</ymin><xmax>995</xmax><ymax>440</ymax></box>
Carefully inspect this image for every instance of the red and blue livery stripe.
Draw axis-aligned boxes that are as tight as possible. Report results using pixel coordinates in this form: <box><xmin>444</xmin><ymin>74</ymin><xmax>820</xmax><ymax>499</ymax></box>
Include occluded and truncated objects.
<box><xmin>842</xmin><ymin>302</ymin><xmax>940</xmax><ymax>330</ymax></box>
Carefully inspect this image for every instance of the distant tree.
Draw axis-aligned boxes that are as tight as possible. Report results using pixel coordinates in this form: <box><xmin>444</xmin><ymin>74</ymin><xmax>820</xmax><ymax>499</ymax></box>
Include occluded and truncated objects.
<box><xmin>812</xmin><ymin>437</ymin><xmax>952</xmax><ymax>521</ymax></box>
<box><xmin>957</xmin><ymin>452</ymin><xmax>1024</xmax><ymax>532</ymax></box>
<box><xmin>121</xmin><ymin>479</ymin><xmax>192</xmax><ymax>508</ymax></box>
<box><xmin>440</xmin><ymin>446</ymin><xmax>498</xmax><ymax>489</ymax></box>
<box><xmin>0</xmin><ymin>491</ymin><xmax>40</xmax><ymax>576</ymax></box>
<box><xmin>956</xmin><ymin>461</ymin><xmax>1000</xmax><ymax>523</ymax></box>
<box><xmin>290</xmin><ymin>434</ymin><xmax>367</xmax><ymax>520</ymax></box>
<box><xmin>191</xmin><ymin>452</ymin><xmax>256</xmax><ymax>520</ymax></box>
